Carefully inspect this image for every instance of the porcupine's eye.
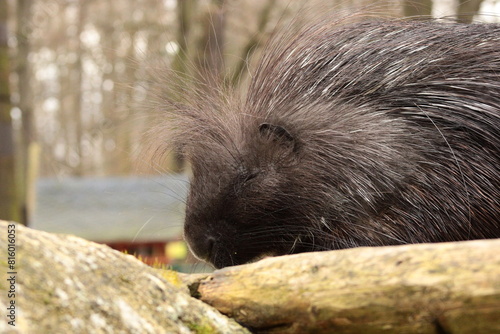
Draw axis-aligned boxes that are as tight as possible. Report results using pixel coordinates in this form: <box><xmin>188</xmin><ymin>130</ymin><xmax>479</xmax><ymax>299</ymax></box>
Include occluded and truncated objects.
<box><xmin>243</xmin><ymin>170</ymin><xmax>259</xmax><ymax>184</ymax></box>
<box><xmin>235</xmin><ymin>167</ymin><xmax>259</xmax><ymax>189</ymax></box>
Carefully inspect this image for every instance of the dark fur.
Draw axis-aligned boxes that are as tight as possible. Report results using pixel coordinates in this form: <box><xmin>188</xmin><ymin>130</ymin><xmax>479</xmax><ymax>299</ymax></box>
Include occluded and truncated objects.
<box><xmin>154</xmin><ymin>18</ymin><xmax>500</xmax><ymax>268</ymax></box>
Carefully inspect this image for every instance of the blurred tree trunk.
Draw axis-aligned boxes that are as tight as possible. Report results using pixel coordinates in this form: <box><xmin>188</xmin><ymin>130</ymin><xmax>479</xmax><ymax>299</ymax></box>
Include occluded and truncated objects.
<box><xmin>0</xmin><ymin>1</ymin><xmax>21</xmax><ymax>222</ymax></box>
<box><xmin>457</xmin><ymin>0</ymin><xmax>484</xmax><ymax>23</ymax></box>
<box><xmin>229</xmin><ymin>0</ymin><xmax>276</xmax><ymax>87</ymax></box>
<box><xmin>16</xmin><ymin>0</ymin><xmax>36</xmax><ymax>225</ymax></box>
<box><xmin>403</xmin><ymin>0</ymin><xmax>433</xmax><ymax>17</ymax></box>
<box><xmin>113</xmin><ymin>28</ymin><xmax>135</xmax><ymax>175</ymax></box>
<box><xmin>172</xmin><ymin>0</ymin><xmax>193</xmax><ymax>81</ymax></box>
<box><xmin>100</xmin><ymin>2</ymin><xmax>117</xmax><ymax>175</ymax></box>
<box><xmin>59</xmin><ymin>1</ymin><xmax>87</xmax><ymax>176</ymax></box>
<box><xmin>73</xmin><ymin>0</ymin><xmax>87</xmax><ymax>176</ymax></box>
<box><xmin>160</xmin><ymin>0</ymin><xmax>226</xmax><ymax>173</ymax></box>
<box><xmin>196</xmin><ymin>0</ymin><xmax>226</xmax><ymax>87</ymax></box>
<box><xmin>162</xmin><ymin>0</ymin><xmax>195</xmax><ymax>173</ymax></box>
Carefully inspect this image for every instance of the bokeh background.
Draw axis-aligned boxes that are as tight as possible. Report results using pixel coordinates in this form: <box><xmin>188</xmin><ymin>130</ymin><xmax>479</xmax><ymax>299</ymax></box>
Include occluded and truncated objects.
<box><xmin>1</xmin><ymin>0</ymin><xmax>498</xmax><ymax>271</ymax></box>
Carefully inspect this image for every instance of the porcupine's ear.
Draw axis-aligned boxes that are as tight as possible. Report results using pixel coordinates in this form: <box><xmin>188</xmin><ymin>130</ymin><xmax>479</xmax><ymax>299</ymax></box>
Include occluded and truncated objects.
<box><xmin>259</xmin><ymin>123</ymin><xmax>298</xmax><ymax>152</ymax></box>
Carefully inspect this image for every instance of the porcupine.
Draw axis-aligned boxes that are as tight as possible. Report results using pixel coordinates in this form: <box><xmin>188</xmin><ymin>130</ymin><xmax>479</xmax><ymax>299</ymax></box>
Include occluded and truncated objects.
<box><xmin>154</xmin><ymin>18</ymin><xmax>500</xmax><ymax>269</ymax></box>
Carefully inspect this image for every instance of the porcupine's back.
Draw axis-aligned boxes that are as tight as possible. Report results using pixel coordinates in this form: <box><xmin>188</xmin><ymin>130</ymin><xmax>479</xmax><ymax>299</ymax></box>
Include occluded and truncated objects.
<box><xmin>234</xmin><ymin>19</ymin><xmax>500</xmax><ymax>244</ymax></box>
<box><xmin>169</xmin><ymin>18</ymin><xmax>500</xmax><ymax>268</ymax></box>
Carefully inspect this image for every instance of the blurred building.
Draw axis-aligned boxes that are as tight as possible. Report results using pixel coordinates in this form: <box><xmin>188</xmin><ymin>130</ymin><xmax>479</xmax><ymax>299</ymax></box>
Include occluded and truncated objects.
<box><xmin>30</xmin><ymin>175</ymin><xmax>208</xmax><ymax>271</ymax></box>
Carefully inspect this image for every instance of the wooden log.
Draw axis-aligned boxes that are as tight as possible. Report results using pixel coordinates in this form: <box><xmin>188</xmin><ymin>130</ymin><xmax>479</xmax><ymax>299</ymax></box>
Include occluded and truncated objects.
<box><xmin>194</xmin><ymin>239</ymin><xmax>500</xmax><ymax>333</ymax></box>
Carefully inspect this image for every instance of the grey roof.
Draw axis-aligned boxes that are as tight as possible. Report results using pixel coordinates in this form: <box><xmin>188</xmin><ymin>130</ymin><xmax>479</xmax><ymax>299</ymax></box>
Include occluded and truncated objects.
<box><xmin>31</xmin><ymin>175</ymin><xmax>189</xmax><ymax>243</ymax></box>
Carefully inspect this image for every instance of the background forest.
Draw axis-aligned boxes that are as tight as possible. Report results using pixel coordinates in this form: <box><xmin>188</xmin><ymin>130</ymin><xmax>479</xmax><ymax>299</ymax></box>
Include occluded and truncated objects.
<box><xmin>0</xmin><ymin>0</ymin><xmax>498</xmax><ymax>266</ymax></box>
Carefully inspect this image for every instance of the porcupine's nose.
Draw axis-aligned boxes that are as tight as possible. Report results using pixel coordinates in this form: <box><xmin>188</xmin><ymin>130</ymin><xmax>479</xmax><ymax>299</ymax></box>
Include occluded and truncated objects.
<box><xmin>184</xmin><ymin>223</ymin><xmax>216</xmax><ymax>262</ymax></box>
<box><xmin>194</xmin><ymin>236</ymin><xmax>216</xmax><ymax>261</ymax></box>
